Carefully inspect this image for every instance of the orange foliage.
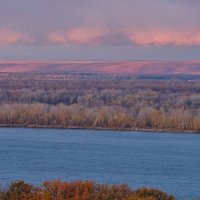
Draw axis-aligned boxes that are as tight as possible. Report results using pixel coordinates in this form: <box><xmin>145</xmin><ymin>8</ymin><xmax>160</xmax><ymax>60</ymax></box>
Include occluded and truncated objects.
<box><xmin>0</xmin><ymin>180</ymin><xmax>175</xmax><ymax>200</ymax></box>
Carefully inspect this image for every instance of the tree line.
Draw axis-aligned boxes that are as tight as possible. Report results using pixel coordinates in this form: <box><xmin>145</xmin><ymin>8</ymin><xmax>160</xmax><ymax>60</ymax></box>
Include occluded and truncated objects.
<box><xmin>0</xmin><ymin>103</ymin><xmax>200</xmax><ymax>131</ymax></box>
<box><xmin>1</xmin><ymin>76</ymin><xmax>200</xmax><ymax>131</ymax></box>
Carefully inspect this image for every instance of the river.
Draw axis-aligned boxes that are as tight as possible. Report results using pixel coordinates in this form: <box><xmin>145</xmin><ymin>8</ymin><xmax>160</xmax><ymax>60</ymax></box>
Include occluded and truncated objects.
<box><xmin>0</xmin><ymin>128</ymin><xmax>199</xmax><ymax>199</ymax></box>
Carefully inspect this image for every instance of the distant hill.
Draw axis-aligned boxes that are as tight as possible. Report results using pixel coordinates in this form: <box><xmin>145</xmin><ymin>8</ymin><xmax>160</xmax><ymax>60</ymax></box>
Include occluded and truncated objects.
<box><xmin>0</xmin><ymin>60</ymin><xmax>200</xmax><ymax>75</ymax></box>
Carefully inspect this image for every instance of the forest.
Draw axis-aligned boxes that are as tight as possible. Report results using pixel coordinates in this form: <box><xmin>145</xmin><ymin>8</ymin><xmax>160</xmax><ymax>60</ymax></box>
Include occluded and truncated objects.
<box><xmin>1</xmin><ymin>73</ymin><xmax>200</xmax><ymax>131</ymax></box>
<box><xmin>0</xmin><ymin>180</ymin><xmax>175</xmax><ymax>200</ymax></box>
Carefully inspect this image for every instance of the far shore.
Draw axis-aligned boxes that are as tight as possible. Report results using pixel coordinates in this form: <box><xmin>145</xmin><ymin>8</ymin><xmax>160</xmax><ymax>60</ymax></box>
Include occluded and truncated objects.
<box><xmin>0</xmin><ymin>124</ymin><xmax>199</xmax><ymax>134</ymax></box>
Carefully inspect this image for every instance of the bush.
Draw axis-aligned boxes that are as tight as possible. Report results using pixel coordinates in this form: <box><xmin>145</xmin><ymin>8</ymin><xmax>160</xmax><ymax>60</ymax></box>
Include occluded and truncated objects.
<box><xmin>0</xmin><ymin>180</ymin><xmax>175</xmax><ymax>200</ymax></box>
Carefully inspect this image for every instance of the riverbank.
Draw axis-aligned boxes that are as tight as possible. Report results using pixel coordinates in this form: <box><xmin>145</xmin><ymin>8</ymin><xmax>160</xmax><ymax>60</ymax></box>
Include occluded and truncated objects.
<box><xmin>0</xmin><ymin>124</ymin><xmax>199</xmax><ymax>134</ymax></box>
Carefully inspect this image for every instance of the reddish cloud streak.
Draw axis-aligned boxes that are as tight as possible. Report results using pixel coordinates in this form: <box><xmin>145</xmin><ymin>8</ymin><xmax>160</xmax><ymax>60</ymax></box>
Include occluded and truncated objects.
<box><xmin>127</xmin><ymin>30</ymin><xmax>200</xmax><ymax>46</ymax></box>
<box><xmin>48</xmin><ymin>27</ymin><xmax>200</xmax><ymax>46</ymax></box>
<box><xmin>1</xmin><ymin>27</ymin><xmax>200</xmax><ymax>47</ymax></box>
<box><xmin>0</xmin><ymin>28</ymin><xmax>34</xmax><ymax>46</ymax></box>
<box><xmin>48</xmin><ymin>27</ymin><xmax>108</xmax><ymax>45</ymax></box>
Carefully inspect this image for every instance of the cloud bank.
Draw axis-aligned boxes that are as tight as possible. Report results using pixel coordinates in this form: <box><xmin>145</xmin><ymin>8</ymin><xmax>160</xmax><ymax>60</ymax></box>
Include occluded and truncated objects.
<box><xmin>0</xmin><ymin>28</ymin><xmax>34</xmax><ymax>46</ymax></box>
<box><xmin>0</xmin><ymin>0</ymin><xmax>200</xmax><ymax>59</ymax></box>
<box><xmin>47</xmin><ymin>27</ymin><xmax>200</xmax><ymax>46</ymax></box>
<box><xmin>0</xmin><ymin>0</ymin><xmax>200</xmax><ymax>47</ymax></box>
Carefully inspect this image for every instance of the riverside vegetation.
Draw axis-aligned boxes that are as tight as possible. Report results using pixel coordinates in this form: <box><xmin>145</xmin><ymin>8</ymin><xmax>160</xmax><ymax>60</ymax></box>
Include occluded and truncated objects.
<box><xmin>0</xmin><ymin>180</ymin><xmax>175</xmax><ymax>200</ymax></box>
<box><xmin>1</xmin><ymin>73</ymin><xmax>200</xmax><ymax>131</ymax></box>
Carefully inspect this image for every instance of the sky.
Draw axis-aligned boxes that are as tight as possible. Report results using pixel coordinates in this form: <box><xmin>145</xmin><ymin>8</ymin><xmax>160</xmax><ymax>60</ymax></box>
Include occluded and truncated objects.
<box><xmin>0</xmin><ymin>0</ymin><xmax>200</xmax><ymax>60</ymax></box>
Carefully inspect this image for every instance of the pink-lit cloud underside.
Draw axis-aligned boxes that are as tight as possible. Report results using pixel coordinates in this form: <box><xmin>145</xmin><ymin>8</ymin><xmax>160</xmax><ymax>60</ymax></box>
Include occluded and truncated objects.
<box><xmin>48</xmin><ymin>28</ymin><xmax>200</xmax><ymax>46</ymax></box>
<box><xmin>0</xmin><ymin>28</ymin><xmax>34</xmax><ymax>46</ymax></box>
<box><xmin>1</xmin><ymin>0</ymin><xmax>200</xmax><ymax>48</ymax></box>
<box><xmin>1</xmin><ymin>27</ymin><xmax>200</xmax><ymax>47</ymax></box>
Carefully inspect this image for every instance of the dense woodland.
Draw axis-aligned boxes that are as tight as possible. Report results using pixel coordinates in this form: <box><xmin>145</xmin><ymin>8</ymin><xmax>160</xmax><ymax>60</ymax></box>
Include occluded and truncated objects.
<box><xmin>0</xmin><ymin>180</ymin><xmax>175</xmax><ymax>200</ymax></box>
<box><xmin>1</xmin><ymin>73</ymin><xmax>200</xmax><ymax>131</ymax></box>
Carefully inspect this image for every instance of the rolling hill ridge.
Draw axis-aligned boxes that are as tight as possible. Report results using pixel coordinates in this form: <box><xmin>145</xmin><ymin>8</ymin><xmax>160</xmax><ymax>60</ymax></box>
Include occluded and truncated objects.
<box><xmin>0</xmin><ymin>61</ymin><xmax>200</xmax><ymax>75</ymax></box>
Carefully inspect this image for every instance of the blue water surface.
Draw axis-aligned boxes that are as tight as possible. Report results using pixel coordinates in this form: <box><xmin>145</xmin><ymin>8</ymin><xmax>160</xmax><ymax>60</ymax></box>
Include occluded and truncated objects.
<box><xmin>0</xmin><ymin>128</ymin><xmax>200</xmax><ymax>199</ymax></box>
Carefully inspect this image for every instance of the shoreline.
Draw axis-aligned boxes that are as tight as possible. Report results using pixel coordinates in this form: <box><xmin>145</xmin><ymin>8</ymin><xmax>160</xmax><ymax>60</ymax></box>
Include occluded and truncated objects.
<box><xmin>0</xmin><ymin>124</ymin><xmax>199</xmax><ymax>134</ymax></box>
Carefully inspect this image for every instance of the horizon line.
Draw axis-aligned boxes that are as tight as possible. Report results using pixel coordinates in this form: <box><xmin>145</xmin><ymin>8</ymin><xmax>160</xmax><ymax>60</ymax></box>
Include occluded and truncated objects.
<box><xmin>0</xmin><ymin>59</ymin><xmax>200</xmax><ymax>63</ymax></box>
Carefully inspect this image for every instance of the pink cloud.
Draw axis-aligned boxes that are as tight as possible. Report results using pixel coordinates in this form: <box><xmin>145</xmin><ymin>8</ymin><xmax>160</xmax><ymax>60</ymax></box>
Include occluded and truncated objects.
<box><xmin>0</xmin><ymin>27</ymin><xmax>34</xmax><ymax>46</ymax></box>
<box><xmin>48</xmin><ymin>33</ymin><xmax>67</xmax><ymax>44</ymax></box>
<box><xmin>48</xmin><ymin>27</ymin><xmax>200</xmax><ymax>47</ymax></box>
<box><xmin>67</xmin><ymin>27</ymin><xmax>108</xmax><ymax>45</ymax></box>
<box><xmin>126</xmin><ymin>29</ymin><xmax>200</xmax><ymax>46</ymax></box>
<box><xmin>48</xmin><ymin>27</ymin><xmax>108</xmax><ymax>45</ymax></box>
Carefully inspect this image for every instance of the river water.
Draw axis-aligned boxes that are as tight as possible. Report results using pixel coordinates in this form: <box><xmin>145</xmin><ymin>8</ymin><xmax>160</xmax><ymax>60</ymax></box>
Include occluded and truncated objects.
<box><xmin>0</xmin><ymin>128</ymin><xmax>199</xmax><ymax>199</ymax></box>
